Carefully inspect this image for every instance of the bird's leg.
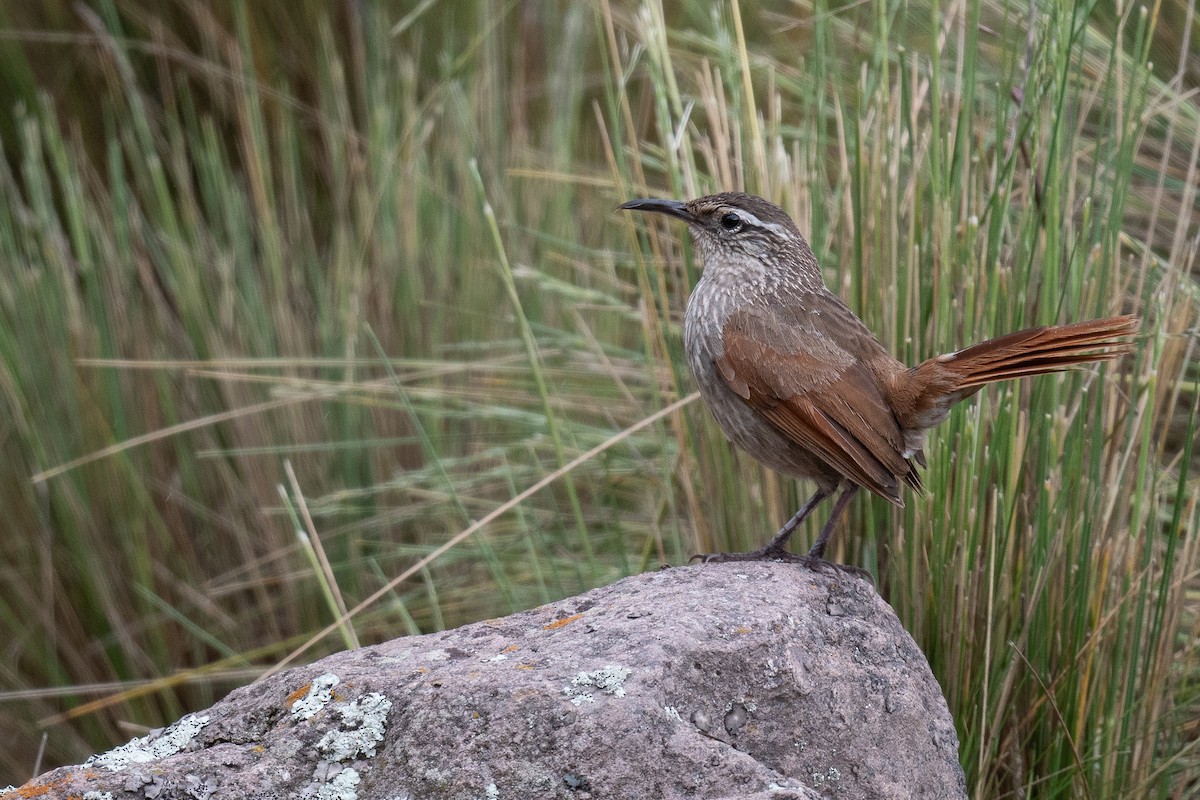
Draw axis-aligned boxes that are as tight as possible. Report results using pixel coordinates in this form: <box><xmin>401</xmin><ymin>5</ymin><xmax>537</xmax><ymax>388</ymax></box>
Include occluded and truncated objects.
<box><xmin>757</xmin><ymin>485</ymin><xmax>836</xmax><ymax>557</ymax></box>
<box><xmin>692</xmin><ymin>485</ymin><xmax>833</xmax><ymax>563</ymax></box>
<box><xmin>692</xmin><ymin>483</ymin><xmax>872</xmax><ymax>582</ymax></box>
<box><xmin>806</xmin><ymin>484</ymin><xmax>860</xmax><ymax>559</ymax></box>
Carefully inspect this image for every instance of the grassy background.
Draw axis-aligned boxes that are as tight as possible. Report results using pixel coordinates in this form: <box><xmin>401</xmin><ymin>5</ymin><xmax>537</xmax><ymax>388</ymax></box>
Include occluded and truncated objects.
<box><xmin>1</xmin><ymin>1</ymin><xmax>1197</xmax><ymax>796</ymax></box>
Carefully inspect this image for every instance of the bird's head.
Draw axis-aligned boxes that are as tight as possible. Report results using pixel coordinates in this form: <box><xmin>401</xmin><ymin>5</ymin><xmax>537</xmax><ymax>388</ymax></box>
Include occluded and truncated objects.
<box><xmin>619</xmin><ymin>192</ymin><xmax>822</xmax><ymax>290</ymax></box>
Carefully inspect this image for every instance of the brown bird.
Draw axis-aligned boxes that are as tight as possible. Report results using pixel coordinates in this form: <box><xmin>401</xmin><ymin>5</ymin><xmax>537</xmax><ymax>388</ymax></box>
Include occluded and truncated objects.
<box><xmin>620</xmin><ymin>191</ymin><xmax>1137</xmax><ymax>567</ymax></box>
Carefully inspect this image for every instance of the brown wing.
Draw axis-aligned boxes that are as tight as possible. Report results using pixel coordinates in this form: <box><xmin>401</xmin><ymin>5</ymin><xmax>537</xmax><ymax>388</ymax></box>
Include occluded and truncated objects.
<box><xmin>717</xmin><ymin>296</ymin><xmax>921</xmax><ymax>505</ymax></box>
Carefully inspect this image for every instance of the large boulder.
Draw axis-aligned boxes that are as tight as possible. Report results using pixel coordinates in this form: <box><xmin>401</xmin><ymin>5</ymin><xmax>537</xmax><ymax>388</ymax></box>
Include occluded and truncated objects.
<box><xmin>13</xmin><ymin>563</ymin><xmax>966</xmax><ymax>799</ymax></box>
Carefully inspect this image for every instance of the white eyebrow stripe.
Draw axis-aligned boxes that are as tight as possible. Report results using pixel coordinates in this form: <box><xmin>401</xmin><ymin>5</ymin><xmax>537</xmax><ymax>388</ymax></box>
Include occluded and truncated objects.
<box><xmin>726</xmin><ymin>208</ymin><xmax>790</xmax><ymax>237</ymax></box>
<box><xmin>733</xmin><ymin>209</ymin><xmax>766</xmax><ymax>227</ymax></box>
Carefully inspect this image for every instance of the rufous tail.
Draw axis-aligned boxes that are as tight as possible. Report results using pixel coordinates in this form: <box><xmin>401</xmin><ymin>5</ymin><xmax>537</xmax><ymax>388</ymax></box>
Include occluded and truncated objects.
<box><xmin>899</xmin><ymin>315</ymin><xmax>1138</xmax><ymax>431</ymax></box>
<box><xmin>937</xmin><ymin>314</ymin><xmax>1138</xmax><ymax>390</ymax></box>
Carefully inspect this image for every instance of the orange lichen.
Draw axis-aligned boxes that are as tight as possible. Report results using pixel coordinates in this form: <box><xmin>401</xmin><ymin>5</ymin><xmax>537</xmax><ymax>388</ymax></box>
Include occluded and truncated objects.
<box><xmin>11</xmin><ymin>775</ymin><xmax>70</xmax><ymax>797</ymax></box>
<box><xmin>543</xmin><ymin>613</ymin><xmax>584</xmax><ymax>630</ymax></box>
<box><xmin>285</xmin><ymin>682</ymin><xmax>313</xmax><ymax>707</ymax></box>
<box><xmin>502</xmin><ymin>644</ymin><xmax>520</xmax><ymax>653</ymax></box>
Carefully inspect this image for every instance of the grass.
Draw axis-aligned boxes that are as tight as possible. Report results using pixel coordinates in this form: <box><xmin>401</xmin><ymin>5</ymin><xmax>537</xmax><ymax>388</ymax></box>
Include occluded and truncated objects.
<box><xmin>0</xmin><ymin>1</ymin><xmax>1197</xmax><ymax>796</ymax></box>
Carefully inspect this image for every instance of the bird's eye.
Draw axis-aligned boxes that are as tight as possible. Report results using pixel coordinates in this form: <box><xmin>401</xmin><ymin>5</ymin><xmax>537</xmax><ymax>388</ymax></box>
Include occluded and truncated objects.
<box><xmin>719</xmin><ymin>212</ymin><xmax>743</xmax><ymax>231</ymax></box>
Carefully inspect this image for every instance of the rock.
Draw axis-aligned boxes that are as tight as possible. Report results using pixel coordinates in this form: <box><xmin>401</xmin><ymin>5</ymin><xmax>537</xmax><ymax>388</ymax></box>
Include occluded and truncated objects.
<box><xmin>14</xmin><ymin>563</ymin><xmax>966</xmax><ymax>799</ymax></box>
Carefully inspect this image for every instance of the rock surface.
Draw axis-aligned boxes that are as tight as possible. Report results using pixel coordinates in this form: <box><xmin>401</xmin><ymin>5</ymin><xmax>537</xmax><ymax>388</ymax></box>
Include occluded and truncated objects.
<box><xmin>15</xmin><ymin>563</ymin><xmax>966</xmax><ymax>799</ymax></box>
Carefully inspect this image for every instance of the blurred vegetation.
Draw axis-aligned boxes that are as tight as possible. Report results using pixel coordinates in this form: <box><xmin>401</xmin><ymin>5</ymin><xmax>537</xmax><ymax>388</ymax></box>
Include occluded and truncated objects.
<box><xmin>0</xmin><ymin>1</ymin><xmax>1197</xmax><ymax>797</ymax></box>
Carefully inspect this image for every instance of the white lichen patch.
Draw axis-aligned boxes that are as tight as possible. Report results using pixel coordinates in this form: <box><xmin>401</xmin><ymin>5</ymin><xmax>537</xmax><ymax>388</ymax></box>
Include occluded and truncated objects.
<box><xmin>83</xmin><ymin>793</ymin><xmax>114</xmax><ymax>800</ymax></box>
<box><xmin>84</xmin><ymin>713</ymin><xmax>209</xmax><ymax>771</ymax></box>
<box><xmin>572</xmin><ymin>665</ymin><xmax>630</xmax><ymax>697</ymax></box>
<box><xmin>317</xmin><ymin>692</ymin><xmax>393</xmax><ymax>760</ymax></box>
<box><xmin>562</xmin><ymin>665</ymin><xmax>630</xmax><ymax>706</ymax></box>
<box><xmin>485</xmin><ymin>784</ymin><xmax>500</xmax><ymax>799</ymax></box>
<box><xmin>810</xmin><ymin>766</ymin><xmax>842</xmax><ymax>785</ymax></box>
<box><xmin>302</xmin><ymin>765</ymin><xmax>361</xmax><ymax>800</ymax></box>
<box><xmin>292</xmin><ymin>673</ymin><xmax>341</xmax><ymax>720</ymax></box>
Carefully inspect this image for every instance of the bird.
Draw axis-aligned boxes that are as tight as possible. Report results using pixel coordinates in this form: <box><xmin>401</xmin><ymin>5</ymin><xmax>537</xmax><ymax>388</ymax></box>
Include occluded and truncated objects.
<box><xmin>619</xmin><ymin>191</ymin><xmax>1138</xmax><ymax>567</ymax></box>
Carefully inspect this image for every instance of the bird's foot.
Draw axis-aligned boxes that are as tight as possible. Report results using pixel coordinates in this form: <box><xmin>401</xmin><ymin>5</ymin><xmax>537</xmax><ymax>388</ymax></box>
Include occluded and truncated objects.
<box><xmin>688</xmin><ymin>547</ymin><xmax>874</xmax><ymax>583</ymax></box>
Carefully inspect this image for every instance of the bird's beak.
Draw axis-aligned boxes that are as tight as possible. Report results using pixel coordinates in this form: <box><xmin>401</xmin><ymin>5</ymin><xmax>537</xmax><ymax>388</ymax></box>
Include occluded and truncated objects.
<box><xmin>618</xmin><ymin>198</ymin><xmax>694</xmax><ymax>223</ymax></box>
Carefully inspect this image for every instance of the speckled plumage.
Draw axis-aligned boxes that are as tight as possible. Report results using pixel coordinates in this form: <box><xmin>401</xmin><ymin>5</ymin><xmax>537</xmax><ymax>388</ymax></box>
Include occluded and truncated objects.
<box><xmin>621</xmin><ymin>192</ymin><xmax>1137</xmax><ymax>563</ymax></box>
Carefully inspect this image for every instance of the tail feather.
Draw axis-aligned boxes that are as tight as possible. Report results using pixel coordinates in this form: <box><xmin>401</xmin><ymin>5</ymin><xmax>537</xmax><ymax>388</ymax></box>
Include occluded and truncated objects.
<box><xmin>938</xmin><ymin>315</ymin><xmax>1138</xmax><ymax>390</ymax></box>
<box><xmin>898</xmin><ymin>315</ymin><xmax>1138</xmax><ymax>431</ymax></box>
